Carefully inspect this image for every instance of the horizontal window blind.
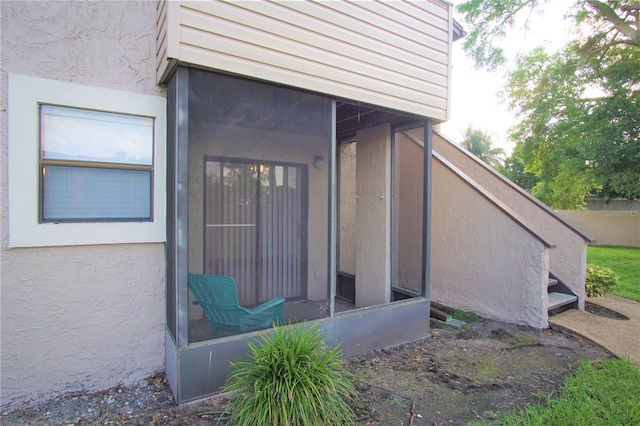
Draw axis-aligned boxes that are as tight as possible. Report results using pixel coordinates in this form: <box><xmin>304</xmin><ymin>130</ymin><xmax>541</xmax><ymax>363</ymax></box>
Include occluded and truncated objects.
<box><xmin>42</xmin><ymin>165</ymin><xmax>152</xmax><ymax>221</ymax></box>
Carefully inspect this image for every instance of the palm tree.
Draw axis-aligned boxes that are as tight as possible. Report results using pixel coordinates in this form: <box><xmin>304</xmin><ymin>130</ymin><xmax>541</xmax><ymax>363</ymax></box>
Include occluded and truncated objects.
<box><xmin>459</xmin><ymin>125</ymin><xmax>505</xmax><ymax>167</ymax></box>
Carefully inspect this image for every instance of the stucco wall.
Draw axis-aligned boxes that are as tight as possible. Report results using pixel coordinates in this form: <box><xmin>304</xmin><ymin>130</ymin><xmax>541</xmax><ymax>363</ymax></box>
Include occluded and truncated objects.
<box><xmin>355</xmin><ymin>125</ymin><xmax>391</xmax><ymax>307</ymax></box>
<box><xmin>430</xmin><ymin>159</ymin><xmax>549</xmax><ymax>328</ymax></box>
<box><xmin>0</xmin><ymin>245</ymin><xmax>165</xmax><ymax>407</ymax></box>
<box><xmin>1</xmin><ymin>1</ymin><xmax>165</xmax><ymax>408</ymax></box>
<box><xmin>429</xmin><ymin>132</ymin><xmax>588</xmax><ymax>308</ymax></box>
<box><xmin>339</xmin><ymin>143</ymin><xmax>357</xmax><ymax>275</ymax></box>
<box><xmin>395</xmin><ymin>133</ymin><xmax>424</xmax><ymax>293</ymax></box>
<box><xmin>2</xmin><ymin>1</ymin><xmax>163</xmax><ymax>97</ymax></box>
<box><xmin>557</xmin><ymin>210</ymin><xmax>640</xmax><ymax>248</ymax></box>
<box><xmin>339</xmin><ymin>132</ymin><xmax>424</xmax><ymax>294</ymax></box>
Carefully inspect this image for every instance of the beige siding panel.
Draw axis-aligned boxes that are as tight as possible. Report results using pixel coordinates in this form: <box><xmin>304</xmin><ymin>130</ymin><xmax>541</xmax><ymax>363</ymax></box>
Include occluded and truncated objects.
<box><xmin>445</xmin><ymin>2</ymin><xmax>454</xmax><ymax>119</ymax></box>
<box><xmin>180</xmin><ymin>26</ymin><xmax>447</xmax><ymax>110</ymax></box>
<box><xmin>163</xmin><ymin>0</ymin><xmax>452</xmax><ymax>120</ymax></box>
<box><xmin>391</xmin><ymin>0</ymin><xmax>449</xmax><ymax>21</ymax></box>
<box><xmin>280</xmin><ymin>2</ymin><xmax>448</xmax><ymax>61</ymax></box>
<box><xmin>156</xmin><ymin>24</ymin><xmax>167</xmax><ymax>66</ymax></box>
<box><xmin>356</xmin><ymin>2</ymin><xmax>448</xmax><ymax>46</ymax></box>
<box><xmin>156</xmin><ymin>0</ymin><xmax>166</xmax><ymax>36</ymax></box>
<box><xmin>157</xmin><ymin>23</ymin><xmax>166</xmax><ymax>60</ymax></box>
<box><xmin>156</xmin><ymin>3</ymin><xmax>167</xmax><ymax>58</ymax></box>
<box><xmin>230</xmin><ymin>1</ymin><xmax>448</xmax><ymax>77</ymax></box>
<box><xmin>156</xmin><ymin>0</ymin><xmax>166</xmax><ymax>32</ymax></box>
<box><xmin>156</xmin><ymin>1</ymin><xmax>168</xmax><ymax>81</ymax></box>
<box><xmin>180</xmin><ymin>8</ymin><xmax>448</xmax><ymax>100</ymax></box>
<box><xmin>156</xmin><ymin>0</ymin><xmax>180</xmax><ymax>82</ymax></box>
<box><xmin>373</xmin><ymin>1</ymin><xmax>449</xmax><ymax>30</ymax></box>
<box><xmin>318</xmin><ymin>1</ymin><xmax>448</xmax><ymax>53</ymax></box>
<box><xmin>184</xmin><ymin>2</ymin><xmax>448</xmax><ymax>85</ymax></box>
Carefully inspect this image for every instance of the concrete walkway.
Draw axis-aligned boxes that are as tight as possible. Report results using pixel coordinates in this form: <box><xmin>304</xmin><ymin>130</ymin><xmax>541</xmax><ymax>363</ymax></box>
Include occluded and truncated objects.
<box><xmin>550</xmin><ymin>295</ymin><xmax>640</xmax><ymax>366</ymax></box>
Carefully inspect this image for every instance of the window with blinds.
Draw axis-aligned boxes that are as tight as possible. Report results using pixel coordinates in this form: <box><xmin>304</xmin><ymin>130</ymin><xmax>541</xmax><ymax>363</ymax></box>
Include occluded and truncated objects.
<box><xmin>39</xmin><ymin>105</ymin><xmax>154</xmax><ymax>222</ymax></box>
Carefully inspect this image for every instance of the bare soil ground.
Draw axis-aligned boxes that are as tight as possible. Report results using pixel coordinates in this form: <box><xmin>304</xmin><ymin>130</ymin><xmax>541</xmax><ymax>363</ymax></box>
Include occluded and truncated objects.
<box><xmin>346</xmin><ymin>318</ymin><xmax>612</xmax><ymax>425</ymax></box>
<box><xmin>2</xmin><ymin>316</ymin><xmax>612</xmax><ymax>426</ymax></box>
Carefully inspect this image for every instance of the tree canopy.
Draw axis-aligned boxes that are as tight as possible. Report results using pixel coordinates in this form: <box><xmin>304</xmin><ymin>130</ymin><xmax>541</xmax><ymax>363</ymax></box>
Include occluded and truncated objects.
<box><xmin>457</xmin><ymin>0</ymin><xmax>640</xmax><ymax>208</ymax></box>
<box><xmin>459</xmin><ymin>126</ymin><xmax>505</xmax><ymax>167</ymax></box>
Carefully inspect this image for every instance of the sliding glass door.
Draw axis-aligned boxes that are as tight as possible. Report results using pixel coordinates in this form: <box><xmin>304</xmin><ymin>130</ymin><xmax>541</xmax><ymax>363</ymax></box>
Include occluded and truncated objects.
<box><xmin>204</xmin><ymin>159</ymin><xmax>307</xmax><ymax>306</ymax></box>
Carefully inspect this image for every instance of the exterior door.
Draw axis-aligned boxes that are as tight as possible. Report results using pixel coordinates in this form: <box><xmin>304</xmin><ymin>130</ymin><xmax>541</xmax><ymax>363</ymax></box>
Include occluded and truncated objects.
<box><xmin>204</xmin><ymin>159</ymin><xmax>307</xmax><ymax>305</ymax></box>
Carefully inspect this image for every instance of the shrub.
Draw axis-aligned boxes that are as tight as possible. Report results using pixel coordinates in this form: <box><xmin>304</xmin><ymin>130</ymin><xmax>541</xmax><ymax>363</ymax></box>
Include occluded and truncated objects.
<box><xmin>223</xmin><ymin>323</ymin><xmax>356</xmax><ymax>425</ymax></box>
<box><xmin>586</xmin><ymin>264</ymin><xmax>620</xmax><ymax>297</ymax></box>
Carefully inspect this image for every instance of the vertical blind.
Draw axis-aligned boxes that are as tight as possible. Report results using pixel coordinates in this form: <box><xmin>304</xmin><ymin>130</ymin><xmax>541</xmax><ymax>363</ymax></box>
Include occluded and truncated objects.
<box><xmin>205</xmin><ymin>161</ymin><xmax>306</xmax><ymax>305</ymax></box>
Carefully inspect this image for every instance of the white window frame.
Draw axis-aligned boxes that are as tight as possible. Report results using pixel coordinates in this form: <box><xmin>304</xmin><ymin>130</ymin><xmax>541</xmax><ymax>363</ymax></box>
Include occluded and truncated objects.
<box><xmin>8</xmin><ymin>73</ymin><xmax>166</xmax><ymax>247</ymax></box>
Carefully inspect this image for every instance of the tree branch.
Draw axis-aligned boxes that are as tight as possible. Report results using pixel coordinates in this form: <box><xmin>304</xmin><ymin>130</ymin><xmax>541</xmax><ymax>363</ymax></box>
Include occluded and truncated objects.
<box><xmin>585</xmin><ymin>0</ymin><xmax>640</xmax><ymax>46</ymax></box>
<box><xmin>486</xmin><ymin>0</ymin><xmax>538</xmax><ymax>49</ymax></box>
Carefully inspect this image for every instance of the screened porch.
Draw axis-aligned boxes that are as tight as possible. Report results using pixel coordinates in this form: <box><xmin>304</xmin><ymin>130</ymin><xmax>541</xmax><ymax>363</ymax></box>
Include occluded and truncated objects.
<box><xmin>165</xmin><ymin>66</ymin><xmax>434</xmax><ymax>402</ymax></box>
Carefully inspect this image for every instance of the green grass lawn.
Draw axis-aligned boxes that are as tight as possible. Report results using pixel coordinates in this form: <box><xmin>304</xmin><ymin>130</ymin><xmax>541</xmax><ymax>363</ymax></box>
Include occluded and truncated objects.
<box><xmin>587</xmin><ymin>245</ymin><xmax>640</xmax><ymax>301</ymax></box>
<box><xmin>482</xmin><ymin>359</ymin><xmax>640</xmax><ymax>425</ymax></box>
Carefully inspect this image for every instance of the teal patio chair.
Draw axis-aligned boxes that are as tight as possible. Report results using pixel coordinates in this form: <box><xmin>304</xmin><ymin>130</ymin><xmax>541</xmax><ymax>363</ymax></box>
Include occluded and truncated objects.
<box><xmin>188</xmin><ymin>273</ymin><xmax>285</xmax><ymax>334</ymax></box>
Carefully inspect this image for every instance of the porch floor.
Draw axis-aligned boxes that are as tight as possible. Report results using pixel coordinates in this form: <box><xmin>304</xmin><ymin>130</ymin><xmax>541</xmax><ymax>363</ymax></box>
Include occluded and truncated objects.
<box><xmin>188</xmin><ymin>298</ymin><xmax>355</xmax><ymax>343</ymax></box>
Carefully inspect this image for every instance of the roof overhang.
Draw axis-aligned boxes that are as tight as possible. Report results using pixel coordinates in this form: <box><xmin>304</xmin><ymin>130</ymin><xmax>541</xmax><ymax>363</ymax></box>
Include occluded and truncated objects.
<box><xmin>336</xmin><ymin>101</ymin><xmax>425</xmax><ymax>142</ymax></box>
<box><xmin>453</xmin><ymin>19</ymin><xmax>466</xmax><ymax>42</ymax></box>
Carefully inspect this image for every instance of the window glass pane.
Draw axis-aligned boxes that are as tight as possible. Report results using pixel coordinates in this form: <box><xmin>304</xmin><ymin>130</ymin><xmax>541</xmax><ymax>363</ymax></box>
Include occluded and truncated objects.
<box><xmin>287</xmin><ymin>167</ymin><xmax>297</xmax><ymax>189</ymax></box>
<box><xmin>42</xmin><ymin>165</ymin><xmax>151</xmax><ymax>221</ymax></box>
<box><xmin>41</xmin><ymin>105</ymin><xmax>153</xmax><ymax>165</ymax></box>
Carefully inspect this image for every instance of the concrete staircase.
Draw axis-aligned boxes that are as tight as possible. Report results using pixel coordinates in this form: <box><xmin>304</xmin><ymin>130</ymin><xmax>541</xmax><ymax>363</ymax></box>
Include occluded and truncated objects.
<box><xmin>547</xmin><ymin>275</ymin><xmax>578</xmax><ymax>313</ymax></box>
<box><xmin>402</xmin><ymin>130</ymin><xmax>591</xmax><ymax>327</ymax></box>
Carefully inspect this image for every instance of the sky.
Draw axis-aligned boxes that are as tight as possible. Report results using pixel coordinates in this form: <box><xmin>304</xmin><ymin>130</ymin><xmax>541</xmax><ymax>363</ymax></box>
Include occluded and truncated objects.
<box><xmin>439</xmin><ymin>2</ymin><xmax>575</xmax><ymax>154</ymax></box>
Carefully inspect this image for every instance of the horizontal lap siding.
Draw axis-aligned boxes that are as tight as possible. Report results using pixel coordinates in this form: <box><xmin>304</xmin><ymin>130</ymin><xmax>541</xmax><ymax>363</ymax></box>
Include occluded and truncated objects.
<box><xmin>158</xmin><ymin>0</ymin><xmax>452</xmax><ymax>120</ymax></box>
<box><xmin>156</xmin><ymin>1</ymin><xmax>168</xmax><ymax>81</ymax></box>
<box><xmin>156</xmin><ymin>0</ymin><xmax>180</xmax><ymax>82</ymax></box>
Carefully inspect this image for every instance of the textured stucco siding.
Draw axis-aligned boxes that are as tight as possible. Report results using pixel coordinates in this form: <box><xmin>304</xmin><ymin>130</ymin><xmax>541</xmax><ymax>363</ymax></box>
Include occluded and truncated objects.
<box><xmin>0</xmin><ymin>245</ymin><xmax>166</xmax><ymax>407</ymax></box>
<box><xmin>339</xmin><ymin>143</ymin><xmax>357</xmax><ymax>275</ymax></box>
<box><xmin>395</xmin><ymin>133</ymin><xmax>424</xmax><ymax>293</ymax></box>
<box><xmin>2</xmin><ymin>1</ymin><xmax>163</xmax><ymax>97</ymax></box>
<box><xmin>341</xmin><ymin>131</ymin><xmax>424</xmax><ymax>295</ymax></box>
<box><xmin>430</xmin><ymin>132</ymin><xmax>588</xmax><ymax>308</ymax></box>
<box><xmin>158</xmin><ymin>0</ymin><xmax>452</xmax><ymax>120</ymax></box>
<box><xmin>1</xmin><ymin>1</ymin><xmax>165</xmax><ymax>408</ymax></box>
<box><xmin>430</xmin><ymin>159</ymin><xmax>549</xmax><ymax>328</ymax></box>
<box><xmin>355</xmin><ymin>125</ymin><xmax>392</xmax><ymax>307</ymax></box>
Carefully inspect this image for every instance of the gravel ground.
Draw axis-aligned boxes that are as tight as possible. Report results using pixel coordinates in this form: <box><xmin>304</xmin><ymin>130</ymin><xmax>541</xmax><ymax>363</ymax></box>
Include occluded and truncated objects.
<box><xmin>1</xmin><ymin>374</ymin><xmax>183</xmax><ymax>426</ymax></box>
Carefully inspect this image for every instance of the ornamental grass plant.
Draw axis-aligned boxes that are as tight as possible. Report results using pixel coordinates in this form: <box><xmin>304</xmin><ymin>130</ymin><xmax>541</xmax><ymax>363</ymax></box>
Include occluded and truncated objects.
<box><xmin>223</xmin><ymin>323</ymin><xmax>356</xmax><ymax>425</ymax></box>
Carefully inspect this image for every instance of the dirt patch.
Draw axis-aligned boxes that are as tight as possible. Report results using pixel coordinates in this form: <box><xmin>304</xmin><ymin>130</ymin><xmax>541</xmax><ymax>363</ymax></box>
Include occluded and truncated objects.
<box><xmin>1</xmin><ymin>318</ymin><xmax>612</xmax><ymax>425</ymax></box>
<box><xmin>347</xmin><ymin>319</ymin><xmax>611</xmax><ymax>425</ymax></box>
<box><xmin>585</xmin><ymin>301</ymin><xmax>630</xmax><ymax>320</ymax></box>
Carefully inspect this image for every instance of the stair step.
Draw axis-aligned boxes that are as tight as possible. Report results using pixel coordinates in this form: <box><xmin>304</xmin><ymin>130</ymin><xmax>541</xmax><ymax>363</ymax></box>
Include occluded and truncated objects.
<box><xmin>548</xmin><ymin>292</ymin><xmax>578</xmax><ymax>311</ymax></box>
<box><xmin>548</xmin><ymin>278</ymin><xmax>559</xmax><ymax>287</ymax></box>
